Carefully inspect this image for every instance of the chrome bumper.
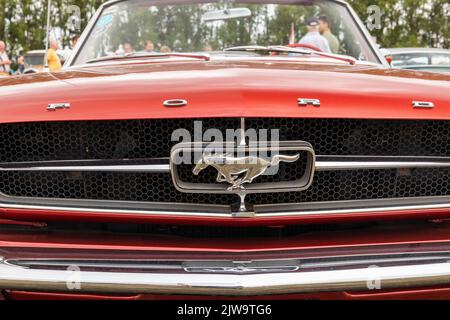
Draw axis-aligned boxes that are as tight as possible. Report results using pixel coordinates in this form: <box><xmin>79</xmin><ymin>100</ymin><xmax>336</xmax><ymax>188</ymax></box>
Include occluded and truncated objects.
<box><xmin>2</xmin><ymin>259</ymin><xmax>450</xmax><ymax>295</ymax></box>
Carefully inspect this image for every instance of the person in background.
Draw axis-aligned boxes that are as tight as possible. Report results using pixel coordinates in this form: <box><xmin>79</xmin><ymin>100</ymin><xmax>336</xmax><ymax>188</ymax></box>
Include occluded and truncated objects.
<box><xmin>319</xmin><ymin>15</ymin><xmax>340</xmax><ymax>54</ymax></box>
<box><xmin>203</xmin><ymin>43</ymin><xmax>213</xmax><ymax>52</ymax></box>
<box><xmin>299</xmin><ymin>17</ymin><xmax>331</xmax><ymax>53</ymax></box>
<box><xmin>61</xmin><ymin>35</ymin><xmax>80</xmax><ymax>64</ymax></box>
<box><xmin>123</xmin><ymin>43</ymin><xmax>134</xmax><ymax>54</ymax></box>
<box><xmin>115</xmin><ymin>44</ymin><xmax>125</xmax><ymax>55</ymax></box>
<box><xmin>71</xmin><ymin>35</ymin><xmax>80</xmax><ymax>49</ymax></box>
<box><xmin>17</xmin><ymin>55</ymin><xmax>25</xmax><ymax>74</ymax></box>
<box><xmin>0</xmin><ymin>40</ymin><xmax>12</xmax><ymax>75</ymax></box>
<box><xmin>145</xmin><ymin>40</ymin><xmax>155</xmax><ymax>53</ymax></box>
<box><xmin>47</xmin><ymin>40</ymin><xmax>62</xmax><ymax>72</ymax></box>
<box><xmin>160</xmin><ymin>45</ymin><xmax>171</xmax><ymax>53</ymax></box>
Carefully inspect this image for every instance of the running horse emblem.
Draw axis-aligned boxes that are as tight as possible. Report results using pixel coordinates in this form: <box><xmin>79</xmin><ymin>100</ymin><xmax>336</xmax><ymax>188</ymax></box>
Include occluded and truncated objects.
<box><xmin>193</xmin><ymin>153</ymin><xmax>300</xmax><ymax>191</ymax></box>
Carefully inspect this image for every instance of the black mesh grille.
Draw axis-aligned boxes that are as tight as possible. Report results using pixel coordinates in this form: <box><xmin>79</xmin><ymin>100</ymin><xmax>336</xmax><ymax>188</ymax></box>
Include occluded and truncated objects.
<box><xmin>246</xmin><ymin>118</ymin><xmax>450</xmax><ymax>157</ymax></box>
<box><xmin>0</xmin><ymin>171</ymin><xmax>237</xmax><ymax>205</ymax></box>
<box><xmin>2</xmin><ymin>118</ymin><xmax>450</xmax><ymax>161</ymax></box>
<box><xmin>247</xmin><ymin>168</ymin><xmax>450</xmax><ymax>205</ymax></box>
<box><xmin>0</xmin><ymin>119</ymin><xmax>240</xmax><ymax>206</ymax></box>
<box><xmin>0</xmin><ymin>118</ymin><xmax>240</xmax><ymax>162</ymax></box>
<box><xmin>0</xmin><ymin>118</ymin><xmax>450</xmax><ymax>207</ymax></box>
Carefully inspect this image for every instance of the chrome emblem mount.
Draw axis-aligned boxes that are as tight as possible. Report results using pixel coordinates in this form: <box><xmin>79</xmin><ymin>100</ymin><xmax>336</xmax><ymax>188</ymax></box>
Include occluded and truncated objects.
<box><xmin>182</xmin><ymin>260</ymin><xmax>301</xmax><ymax>274</ymax></box>
<box><xmin>47</xmin><ymin>103</ymin><xmax>70</xmax><ymax>111</ymax></box>
<box><xmin>412</xmin><ymin>101</ymin><xmax>434</xmax><ymax>109</ymax></box>
<box><xmin>170</xmin><ymin>141</ymin><xmax>316</xmax><ymax>195</ymax></box>
<box><xmin>298</xmin><ymin>98</ymin><xmax>321</xmax><ymax>107</ymax></box>
<box><xmin>193</xmin><ymin>153</ymin><xmax>300</xmax><ymax>191</ymax></box>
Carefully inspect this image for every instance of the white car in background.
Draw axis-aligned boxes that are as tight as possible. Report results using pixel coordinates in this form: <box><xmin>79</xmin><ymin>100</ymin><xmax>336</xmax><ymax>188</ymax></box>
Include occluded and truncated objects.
<box><xmin>387</xmin><ymin>48</ymin><xmax>450</xmax><ymax>73</ymax></box>
<box><xmin>24</xmin><ymin>49</ymin><xmax>66</xmax><ymax>73</ymax></box>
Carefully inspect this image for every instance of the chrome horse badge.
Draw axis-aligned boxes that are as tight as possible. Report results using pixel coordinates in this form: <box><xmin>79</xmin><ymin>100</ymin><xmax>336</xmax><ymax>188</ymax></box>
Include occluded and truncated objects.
<box><xmin>170</xmin><ymin>141</ymin><xmax>315</xmax><ymax>197</ymax></box>
<box><xmin>193</xmin><ymin>153</ymin><xmax>300</xmax><ymax>191</ymax></box>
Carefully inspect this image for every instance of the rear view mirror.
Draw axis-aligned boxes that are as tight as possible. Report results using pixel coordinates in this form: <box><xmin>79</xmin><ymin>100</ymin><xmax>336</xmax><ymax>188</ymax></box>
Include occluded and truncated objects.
<box><xmin>24</xmin><ymin>68</ymin><xmax>38</xmax><ymax>74</ymax></box>
<box><xmin>379</xmin><ymin>48</ymin><xmax>393</xmax><ymax>65</ymax></box>
<box><xmin>202</xmin><ymin>8</ymin><xmax>251</xmax><ymax>23</ymax></box>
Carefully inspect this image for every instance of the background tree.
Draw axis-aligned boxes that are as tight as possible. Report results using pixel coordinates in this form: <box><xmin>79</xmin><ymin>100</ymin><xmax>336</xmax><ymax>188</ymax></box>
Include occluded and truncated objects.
<box><xmin>348</xmin><ymin>0</ymin><xmax>449</xmax><ymax>48</ymax></box>
<box><xmin>0</xmin><ymin>0</ymin><xmax>448</xmax><ymax>60</ymax></box>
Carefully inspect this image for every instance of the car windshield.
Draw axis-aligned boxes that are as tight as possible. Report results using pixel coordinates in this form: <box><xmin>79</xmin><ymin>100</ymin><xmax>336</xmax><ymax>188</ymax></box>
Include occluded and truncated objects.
<box><xmin>73</xmin><ymin>0</ymin><xmax>380</xmax><ymax>65</ymax></box>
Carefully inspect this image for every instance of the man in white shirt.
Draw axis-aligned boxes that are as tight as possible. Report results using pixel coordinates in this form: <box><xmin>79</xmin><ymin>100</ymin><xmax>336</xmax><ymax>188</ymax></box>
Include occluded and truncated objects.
<box><xmin>0</xmin><ymin>41</ymin><xmax>11</xmax><ymax>74</ymax></box>
<box><xmin>299</xmin><ymin>17</ymin><xmax>331</xmax><ymax>53</ymax></box>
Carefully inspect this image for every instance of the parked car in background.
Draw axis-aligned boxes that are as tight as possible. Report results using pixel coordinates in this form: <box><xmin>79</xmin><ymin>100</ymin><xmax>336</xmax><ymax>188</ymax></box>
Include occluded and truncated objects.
<box><xmin>388</xmin><ymin>48</ymin><xmax>450</xmax><ymax>73</ymax></box>
<box><xmin>0</xmin><ymin>0</ymin><xmax>449</xmax><ymax>300</ymax></box>
<box><xmin>23</xmin><ymin>50</ymin><xmax>46</xmax><ymax>73</ymax></box>
<box><xmin>24</xmin><ymin>49</ymin><xmax>66</xmax><ymax>73</ymax></box>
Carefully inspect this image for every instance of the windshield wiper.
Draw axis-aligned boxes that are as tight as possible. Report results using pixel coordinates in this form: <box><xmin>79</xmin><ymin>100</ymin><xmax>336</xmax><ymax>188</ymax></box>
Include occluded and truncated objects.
<box><xmin>225</xmin><ymin>45</ymin><xmax>311</xmax><ymax>55</ymax></box>
<box><xmin>224</xmin><ymin>45</ymin><xmax>356</xmax><ymax>65</ymax></box>
<box><xmin>86</xmin><ymin>52</ymin><xmax>211</xmax><ymax>64</ymax></box>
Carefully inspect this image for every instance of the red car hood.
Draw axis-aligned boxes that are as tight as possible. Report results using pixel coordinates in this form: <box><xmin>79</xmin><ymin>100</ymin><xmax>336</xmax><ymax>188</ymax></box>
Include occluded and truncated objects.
<box><xmin>0</xmin><ymin>57</ymin><xmax>449</xmax><ymax>124</ymax></box>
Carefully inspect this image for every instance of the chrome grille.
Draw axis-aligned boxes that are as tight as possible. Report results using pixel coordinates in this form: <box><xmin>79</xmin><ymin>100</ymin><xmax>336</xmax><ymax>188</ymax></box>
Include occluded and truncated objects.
<box><xmin>1</xmin><ymin>118</ymin><xmax>450</xmax><ymax>213</ymax></box>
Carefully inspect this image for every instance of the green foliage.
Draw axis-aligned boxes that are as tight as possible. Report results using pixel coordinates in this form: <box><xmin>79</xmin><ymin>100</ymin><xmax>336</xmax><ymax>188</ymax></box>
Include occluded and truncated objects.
<box><xmin>0</xmin><ymin>0</ymin><xmax>448</xmax><ymax>59</ymax></box>
<box><xmin>0</xmin><ymin>0</ymin><xmax>103</xmax><ymax>57</ymax></box>
<box><xmin>347</xmin><ymin>0</ymin><xmax>449</xmax><ymax>49</ymax></box>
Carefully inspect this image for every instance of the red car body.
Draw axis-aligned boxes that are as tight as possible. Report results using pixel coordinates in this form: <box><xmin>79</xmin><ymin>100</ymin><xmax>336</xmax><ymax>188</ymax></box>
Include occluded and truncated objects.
<box><xmin>1</xmin><ymin>0</ymin><xmax>450</xmax><ymax>300</ymax></box>
<box><xmin>0</xmin><ymin>60</ymin><xmax>449</xmax><ymax>226</ymax></box>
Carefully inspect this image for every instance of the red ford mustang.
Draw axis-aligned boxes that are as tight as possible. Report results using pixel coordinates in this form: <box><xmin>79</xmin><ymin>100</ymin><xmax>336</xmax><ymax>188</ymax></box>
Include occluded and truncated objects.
<box><xmin>0</xmin><ymin>0</ymin><xmax>450</xmax><ymax>300</ymax></box>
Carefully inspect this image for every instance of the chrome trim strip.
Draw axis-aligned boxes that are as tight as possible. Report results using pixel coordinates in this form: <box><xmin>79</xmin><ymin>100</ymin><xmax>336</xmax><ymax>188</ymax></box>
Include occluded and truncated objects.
<box><xmin>0</xmin><ymin>164</ymin><xmax>170</xmax><ymax>173</ymax></box>
<box><xmin>317</xmin><ymin>161</ymin><xmax>450</xmax><ymax>170</ymax></box>
<box><xmin>2</xmin><ymin>197</ymin><xmax>450</xmax><ymax>218</ymax></box>
<box><xmin>0</xmin><ymin>159</ymin><xmax>170</xmax><ymax>173</ymax></box>
<box><xmin>1</xmin><ymin>259</ymin><xmax>450</xmax><ymax>295</ymax></box>
<box><xmin>255</xmin><ymin>202</ymin><xmax>450</xmax><ymax>217</ymax></box>
<box><xmin>3</xmin><ymin>156</ymin><xmax>450</xmax><ymax>172</ymax></box>
<box><xmin>315</xmin><ymin>156</ymin><xmax>450</xmax><ymax>171</ymax></box>
<box><xmin>9</xmin><ymin>253</ymin><xmax>450</xmax><ymax>271</ymax></box>
<box><xmin>0</xmin><ymin>202</ymin><xmax>232</xmax><ymax>217</ymax></box>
